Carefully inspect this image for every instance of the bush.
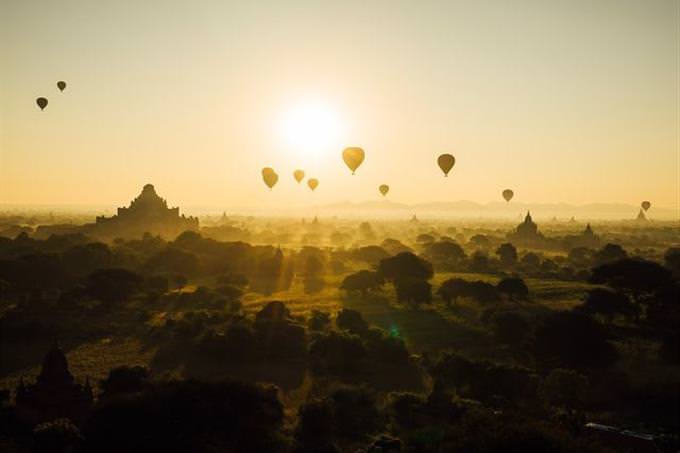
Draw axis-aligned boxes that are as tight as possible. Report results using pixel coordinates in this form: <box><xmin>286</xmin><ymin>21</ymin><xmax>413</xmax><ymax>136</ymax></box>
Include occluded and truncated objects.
<box><xmin>309</xmin><ymin>331</ymin><xmax>366</xmax><ymax>379</ymax></box>
<box><xmin>539</xmin><ymin>368</ymin><xmax>589</xmax><ymax>408</ymax></box>
<box><xmin>308</xmin><ymin>310</ymin><xmax>331</xmax><ymax>332</ymax></box>
<box><xmin>534</xmin><ymin>311</ymin><xmax>618</xmax><ymax>370</ymax></box>
<box><xmin>490</xmin><ymin>310</ymin><xmax>530</xmax><ymax>345</ymax></box>
<box><xmin>395</xmin><ymin>278</ymin><xmax>432</xmax><ymax>307</ymax></box>
<box><xmin>336</xmin><ymin>308</ymin><xmax>369</xmax><ymax>335</ymax></box>
<box><xmin>497</xmin><ymin>277</ymin><xmax>529</xmax><ymax>301</ymax></box>
<box><xmin>83</xmin><ymin>380</ymin><xmax>285</xmax><ymax>453</ymax></box>
<box><xmin>340</xmin><ymin>270</ymin><xmax>383</xmax><ymax>296</ymax></box>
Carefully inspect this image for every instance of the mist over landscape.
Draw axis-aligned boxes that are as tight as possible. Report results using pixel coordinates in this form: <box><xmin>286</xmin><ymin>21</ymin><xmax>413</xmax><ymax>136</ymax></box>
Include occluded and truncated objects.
<box><xmin>1</xmin><ymin>1</ymin><xmax>679</xmax><ymax>453</ymax></box>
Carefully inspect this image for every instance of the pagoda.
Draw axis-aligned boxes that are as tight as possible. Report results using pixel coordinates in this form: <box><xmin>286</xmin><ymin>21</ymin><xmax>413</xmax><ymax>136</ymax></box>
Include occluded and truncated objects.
<box><xmin>15</xmin><ymin>343</ymin><xmax>93</xmax><ymax>425</ymax></box>
<box><xmin>93</xmin><ymin>184</ymin><xmax>199</xmax><ymax>239</ymax></box>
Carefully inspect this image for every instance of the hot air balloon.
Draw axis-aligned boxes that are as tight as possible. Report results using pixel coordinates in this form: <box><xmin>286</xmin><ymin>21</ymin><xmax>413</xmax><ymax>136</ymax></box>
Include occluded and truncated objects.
<box><xmin>294</xmin><ymin>169</ymin><xmax>305</xmax><ymax>183</ymax></box>
<box><xmin>308</xmin><ymin>178</ymin><xmax>319</xmax><ymax>191</ymax></box>
<box><xmin>342</xmin><ymin>147</ymin><xmax>365</xmax><ymax>174</ymax></box>
<box><xmin>641</xmin><ymin>201</ymin><xmax>651</xmax><ymax>211</ymax></box>
<box><xmin>36</xmin><ymin>97</ymin><xmax>48</xmax><ymax>110</ymax></box>
<box><xmin>262</xmin><ymin>168</ymin><xmax>278</xmax><ymax>189</ymax></box>
<box><xmin>502</xmin><ymin>189</ymin><xmax>514</xmax><ymax>202</ymax></box>
<box><xmin>437</xmin><ymin>154</ymin><xmax>455</xmax><ymax>177</ymax></box>
<box><xmin>379</xmin><ymin>184</ymin><xmax>389</xmax><ymax>196</ymax></box>
<box><xmin>57</xmin><ymin>81</ymin><xmax>66</xmax><ymax>92</ymax></box>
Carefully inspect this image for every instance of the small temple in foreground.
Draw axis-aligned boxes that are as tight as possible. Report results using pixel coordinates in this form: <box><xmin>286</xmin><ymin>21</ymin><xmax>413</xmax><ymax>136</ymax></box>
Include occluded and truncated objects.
<box><xmin>15</xmin><ymin>343</ymin><xmax>93</xmax><ymax>425</ymax></box>
<box><xmin>93</xmin><ymin>184</ymin><xmax>198</xmax><ymax>239</ymax></box>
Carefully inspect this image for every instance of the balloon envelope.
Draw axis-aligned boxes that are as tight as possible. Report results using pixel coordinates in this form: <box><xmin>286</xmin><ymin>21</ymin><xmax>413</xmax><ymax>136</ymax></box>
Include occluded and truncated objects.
<box><xmin>502</xmin><ymin>189</ymin><xmax>514</xmax><ymax>202</ymax></box>
<box><xmin>379</xmin><ymin>184</ymin><xmax>389</xmax><ymax>196</ymax></box>
<box><xmin>342</xmin><ymin>147</ymin><xmax>365</xmax><ymax>174</ymax></box>
<box><xmin>641</xmin><ymin>201</ymin><xmax>651</xmax><ymax>211</ymax></box>
<box><xmin>36</xmin><ymin>97</ymin><xmax>48</xmax><ymax>110</ymax></box>
<box><xmin>294</xmin><ymin>169</ymin><xmax>305</xmax><ymax>183</ymax></box>
<box><xmin>437</xmin><ymin>154</ymin><xmax>455</xmax><ymax>176</ymax></box>
<box><xmin>57</xmin><ymin>81</ymin><xmax>66</xmax><ymax>92</ymax></box>
<box><xmin>308</xmin><ymin>178</ymin><xmax>319</xmax><ymax>191</ymax></box>
<box><xmin>261</xmin><ymin>168</ymin><xmax>278</xmax><ymax>189</ymax></box>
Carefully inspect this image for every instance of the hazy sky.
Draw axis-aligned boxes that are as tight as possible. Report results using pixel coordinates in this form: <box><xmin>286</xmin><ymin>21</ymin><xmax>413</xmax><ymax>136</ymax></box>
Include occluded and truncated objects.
<box><xmin>1</xmin><ymin>0</ymin><xmax>678</xmax><ymax>211</ymax></box>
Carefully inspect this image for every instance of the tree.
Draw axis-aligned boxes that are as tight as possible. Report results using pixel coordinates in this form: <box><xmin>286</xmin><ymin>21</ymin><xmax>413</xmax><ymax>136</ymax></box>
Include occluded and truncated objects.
<box><xmin>308</xmin><ymin>310</ymin><xmax>331</xmax><ymax>331</ymax></box>
<box><xmin>217</xmin><ymin>273</ymin><xmax>249</xmax><ymax>287</ymax></box>
<box><xmin>351</xmin><ymin>246</ymin><xmax>390</xmax><ymax>265</ymax></box>
<box><xmin>309</xmin><ymin>331</ymin><xmax>367</xmax><ymax>378</ymax></box>
<box><xmin>437</xmin><ymin>278</ymin><xmax>468</xmax><ymax>306</ymax></box>
<box><xmin>539</xmin><ymin>369</ymin><xmax>589</xmax><ymax>408</ymax></box>
<box><xmin>520</xmin><ymin>252</ymin><xmax>541</xmax><ymax>270</ymax></box>
<box><xmin>358</xmin><ymin>222</ymin><xmax>376</xmax><ymax>240</ymax></box>
<box><xmin>576</xmin><ymin>288</ymin><xmax>639</xmax><ymax>323</ymax></box>
<box><xmin>593</xmin><ymin>243</ymin><xmax>627</xmax><ymax>266</ymax></box>
<box><xmin>590</xmin><ymin>258</ymin><xmax>673</xmax><ymax>303</ymax></box>
<box><xmin>380</xmin><ymin>238</ymin><xmax>412</xmax><ymax>255</ymax></box>
<box><xmin>62</xmin><ymin>242</ymin><xmax>113</xmax><ymax>278</ymax></box>
<box><xmin>255</xmin><ymin>300</ymin><xmax>292</xmax><ymax>324</ymax></box>
<box><xmin>340</xmin><ymin>270</ymin><xmax>383</xmax><ymax>296</ymax></box>
<box><xmin>534</xmin><ymin>311</ymin><xmax>618</xmax><ymax>370</ymax></box>
<box><xmin>33</xmin><ymin>418</ymin><xmax>83</xmax><ymax>453</ymax></box>
<box><xmin>416</xmin><ymin>233</ymin><xmax>435</xmax><ymax>245</ymax></box>
<box><xmin>336</xmin><ymin>308</ymin><xmax>369</xmax><ymax>335</ymax></box>
<box><xmin>496</xmin><ymin>243</ymin><xmax>518</xmax><ymax>267</ymax></box>
<box><xmin>496</xmin><ymin>277</ymin><xmax>529</xmax><ymax>301</ymax></box>
<box><xmin>469</xmin><ymin>234</ymin><xmax>491</xmax><ymax>249</ymax></box>
<box><xmin>490</xmin><ymin>310</ymin><xmax>530</xmax><ymax>345</ymax></box>
<box><xmin>215</xmin><ymin>284</ymin><xmax>244</xmax><ymax>302</ymax></box>
<box><xmin>329</xmin><ymin>386</ymin><xmax>383</xmax><ymax>440</ymax></box>
<box><xmin>295</xmin><ymin>400</ymin><xmax>338</xmax><ymax>452</ymax></box>
<box><xmin>99</xmin><ymin>366</ymin><xmax>150</xmax><ymax>399</ymax></box>
<box><xmin>567</xmin><ymin>247</ymin><xmax>593</xmax><ymax>268</ymax></box>
<box><xmin>378</xmin><ymin>252</ymin><xmax>433</xmax><ymax>283</ymax></box>
<box><xmin>438</xmin><ymin>278</ymin><xmax>500</xmax><ymax>306</ymax></box>
<box><xmin>466</xmin><ymin>281</ymin><xmax>501</xmax><ymax>304</ymax></box>
<box><xmin>83</xmin><ymin>380</ymin><xmax>285</xmax><ymax>452</ymax></box>
<box><xmin>145</xmin><ymin>275</ymin><xmax>169</xmax><ymax>294</ymax></box>
<box><xmin>664</xmin><ymin>247</ymin><xmax>680</xmax><ymax>278</ymax></box>
<box><xmin>9</xmin><ymin>253</ymin><xmax>65</xmax><ymax>293</ymax></box>
<box><xmin>395</xmin><ymin>278</ymin><xmax>432</xmax><ymax>307</ymax></box>
<box><xmin>303</xmin><ymin>255</ymin><xmax>325</xmax><ymax>294</ymax></box>
<box><xmin>468</xmin><ymin>251</ymin><xmax>492</xmax><ymax>273</ymax></box>
<box><xmin>423</xmin><ymin>241</ymin><xmax>466</xmax><ymax>263</ymax></box>
<box><xmin>254</xmin><ymin>248</ymin><xmax>284</xmax><ymax>295</ymax></box>
<box><xmin>87</xmin><ymin>268</ymin><xmax>144</xmax><ymax>304</ymax></box>
<box><xmin>144</xmin><ymin>247</ymin><xmax>199</xmax><ymax>277</ymax></box>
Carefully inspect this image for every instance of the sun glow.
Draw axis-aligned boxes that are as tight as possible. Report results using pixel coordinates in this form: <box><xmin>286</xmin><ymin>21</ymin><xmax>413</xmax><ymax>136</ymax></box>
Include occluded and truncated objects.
<box><xmin>280</xmin><ymin>101</ymin><xmax>344</xmax><ymax>159</ymax></box>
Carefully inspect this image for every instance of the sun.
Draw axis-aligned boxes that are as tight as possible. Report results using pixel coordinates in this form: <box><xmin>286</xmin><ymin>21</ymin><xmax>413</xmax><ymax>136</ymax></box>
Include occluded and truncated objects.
<box><xmin>280</xmin><ymin>101</ymin><xmax>344</xmax><ymax>159</ymax></box>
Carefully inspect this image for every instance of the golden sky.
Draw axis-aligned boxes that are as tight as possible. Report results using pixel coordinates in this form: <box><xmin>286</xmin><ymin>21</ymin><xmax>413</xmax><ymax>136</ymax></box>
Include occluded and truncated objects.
<box><xmin>1</xmin><ymin>0</ymin><xmax>678</xmax><ymax>210</ymax></box>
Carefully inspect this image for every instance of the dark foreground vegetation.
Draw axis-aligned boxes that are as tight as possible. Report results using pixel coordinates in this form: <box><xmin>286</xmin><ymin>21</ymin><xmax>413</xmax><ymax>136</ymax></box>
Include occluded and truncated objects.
<box><xmin>0</xmin><ymin>216</ymin><xmax>678</xmax><ymax>452</ymax></box>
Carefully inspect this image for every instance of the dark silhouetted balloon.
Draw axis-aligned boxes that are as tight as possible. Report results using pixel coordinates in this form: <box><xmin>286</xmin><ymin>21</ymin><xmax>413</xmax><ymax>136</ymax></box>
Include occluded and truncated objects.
<box><xmin>262</xmin><ymin>168</ymin><xmax>278</xmax><ymax>189</ymax></box>
<box><xmin>342</xmin><ymin>147</ymin><xmax>365</xmax><ymax>174</ymax></box>
<box><xmin>379</xmin><ymin>184</ymin><xmax>389</xmax><ymax>196</ymax></box>
<box><xmin>308</xmin><ymin>178</ymin><xmax>319</xmax><ymax>191</ymax></box>
<box><xmin>57</xmin><ymin>81</ymin><xmax>66</xmax><ymax>92</ymax></box>
<box><xmin>641</xmin><ymin>201</ymin><xmax>651</xmax><ymax>211</ymax></box>
<box><xmin>294</xmin><ymin>169</ymin><xmax>305</xmax><ymax>183</ymax></box>
<box><xmin>502</xmin><ymin>189</ymin><xmax>514</xmax><ymax>202</ymax></box>
<box><xmin>437</xmin><ymin>154</ymin><xmax>455</xmax><ymax>176</ymax></box>
<box><xmin>36</xmin><ymin>97</ymin><xmax>48</xmax><ymax>110</ymax></box>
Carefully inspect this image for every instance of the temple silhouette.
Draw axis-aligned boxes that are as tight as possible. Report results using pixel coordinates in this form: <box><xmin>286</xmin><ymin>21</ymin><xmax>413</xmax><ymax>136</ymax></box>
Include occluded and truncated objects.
<box><xmin>92</xmin><ymin>184</ymin><xmax>199</xmax><ymax>239</ymax></box>
<box><xmin>15</xmin><ymin>343</ymin><xmax>93</xmax><ymax>425</ymax></box>
<box><xmin>507</xmin><ymin>211</ymin><xmax>545</xmax><ymax>245</ymax></box>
